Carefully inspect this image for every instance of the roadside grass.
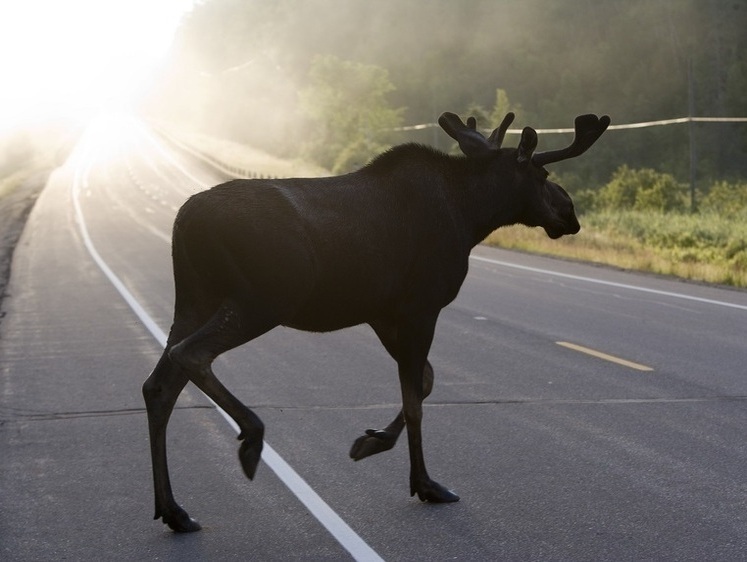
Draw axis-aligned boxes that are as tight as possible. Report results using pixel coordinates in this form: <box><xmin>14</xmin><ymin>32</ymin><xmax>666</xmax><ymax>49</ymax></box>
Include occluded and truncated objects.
<box><xmin>0</xmin><ymin>123</ymin><xmax>79</xmax><ymax>197</ymax></box>
<box><xmin>486</xmin><ymin>210</ymin><xmax>747</xmax><ymax>288</ymax></box>
<box><xmin>0</xmin><ymin>168</ymin><xmax>35</xmax><ymax>199</ymax></box>
<box><xmin>0</xmin><ymin>149</ymin><xmax>60</xmax><ymax>202</ymax></box>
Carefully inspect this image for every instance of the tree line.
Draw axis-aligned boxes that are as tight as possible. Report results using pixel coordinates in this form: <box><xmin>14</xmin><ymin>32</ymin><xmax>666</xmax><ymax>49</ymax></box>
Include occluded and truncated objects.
<box><xmin>143</xmin><ymin>0</ymin><xmax>747</xmax><ymax>196</ymax></box>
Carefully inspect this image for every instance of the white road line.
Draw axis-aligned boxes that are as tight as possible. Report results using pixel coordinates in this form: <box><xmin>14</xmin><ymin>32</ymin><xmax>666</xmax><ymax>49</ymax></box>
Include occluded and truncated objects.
<box><xmin>470</xmin><ymin>255</ymin><xmax>747</xmax><ymax>311</ymax></box>
<box><xmin>72</xmin><ymin>136</ymin><xmax>384</xmax><ymax>562</ymax></box>
<box><xmin>139</xmin><ymin>122</ymin><xmax>209</xmax><ymax>189</ymax></box>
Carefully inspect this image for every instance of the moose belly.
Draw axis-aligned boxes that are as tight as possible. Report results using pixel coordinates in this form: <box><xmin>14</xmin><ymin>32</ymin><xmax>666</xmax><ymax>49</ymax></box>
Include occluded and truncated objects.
<box><xmin>283</xmin><ymin>280</ymin><xmax>398</xmax><ymax>333</ymax></box>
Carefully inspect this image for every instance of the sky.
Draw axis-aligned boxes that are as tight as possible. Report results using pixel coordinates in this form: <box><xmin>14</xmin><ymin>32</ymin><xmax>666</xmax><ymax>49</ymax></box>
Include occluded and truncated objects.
<box><xmin>0</xmin><ymin>0</ymin><xmax>194</xmax><ymax>133</ymax></box>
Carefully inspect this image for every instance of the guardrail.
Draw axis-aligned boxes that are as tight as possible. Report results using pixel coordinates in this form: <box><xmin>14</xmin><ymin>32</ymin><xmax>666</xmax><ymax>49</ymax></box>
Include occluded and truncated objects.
<box><xmin>154</xmin><ymin>127</ymin><xmax>281</xmax><ymax>180</ymax></box>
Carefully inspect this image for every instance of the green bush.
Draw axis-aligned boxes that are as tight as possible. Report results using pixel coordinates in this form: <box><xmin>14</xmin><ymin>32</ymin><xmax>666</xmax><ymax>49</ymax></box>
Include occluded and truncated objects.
<box><xmin>596</xmin><ymin>165</ymin><xmax>687</xmax><ymax>212</ymax></box>
<box><xmin>583</xmin><ymin>208</ymin><xmax>747</xmax><ymax>272</ymax></box>
<box><xmin>700</xmin><ymin>180</ymin><xmax>747</xmax><ymax>216</ymax></box>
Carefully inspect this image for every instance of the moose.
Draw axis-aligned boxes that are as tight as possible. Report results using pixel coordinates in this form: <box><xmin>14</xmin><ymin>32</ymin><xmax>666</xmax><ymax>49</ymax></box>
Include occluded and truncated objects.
<box><xmin>142</xmin><ymin>110</ymin><xmax>609</xmax><ymax>532</ymax></box>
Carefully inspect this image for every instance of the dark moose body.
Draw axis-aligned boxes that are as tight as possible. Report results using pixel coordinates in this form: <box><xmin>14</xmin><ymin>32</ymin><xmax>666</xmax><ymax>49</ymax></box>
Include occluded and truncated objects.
<box><xmin>143</xmin><ymin>110</ymin><xmax>610</xmax><ymax>532</ymax></box>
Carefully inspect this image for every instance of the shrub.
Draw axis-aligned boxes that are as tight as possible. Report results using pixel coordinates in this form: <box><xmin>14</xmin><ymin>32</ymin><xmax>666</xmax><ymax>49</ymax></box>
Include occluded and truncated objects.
<box><xmin>596</xmin><ymin>165</ymin><xmax>686</xmax><ymax>212</ymax></box>
<box><xmin>700</xmin><ymin>180</ymin><xmax>747</xmax><ymax>216</ymax></box>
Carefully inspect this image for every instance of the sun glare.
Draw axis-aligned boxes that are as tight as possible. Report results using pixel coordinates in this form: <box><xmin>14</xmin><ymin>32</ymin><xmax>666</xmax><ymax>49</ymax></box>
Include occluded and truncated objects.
<box><xmin>0</xmin><ymin>0</ymin><xmax>193</xmax><ymax>134</ymax></box>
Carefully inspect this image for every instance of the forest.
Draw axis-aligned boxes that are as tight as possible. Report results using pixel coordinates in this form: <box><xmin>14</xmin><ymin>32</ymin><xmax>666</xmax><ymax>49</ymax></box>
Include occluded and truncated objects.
<box><xmin>143</xmin><ymin>0</ymin><xmax>747</xmax><ymax>194</ymax></box>
<box><xmin>136</xmin><ymin>0</ymin><xmax>747</xmax><ymax>286</ymax></box>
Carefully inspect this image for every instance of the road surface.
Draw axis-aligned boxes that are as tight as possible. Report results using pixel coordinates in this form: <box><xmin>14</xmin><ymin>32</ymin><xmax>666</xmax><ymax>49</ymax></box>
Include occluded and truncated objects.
<box><xmin>2</xmin><ymin>114</ymin><xmax>746</xmax><ymax>560</ymax></box>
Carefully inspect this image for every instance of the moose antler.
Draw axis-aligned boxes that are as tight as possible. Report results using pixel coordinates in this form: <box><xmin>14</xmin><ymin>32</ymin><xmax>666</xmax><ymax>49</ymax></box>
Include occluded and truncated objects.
<box><xmin>532</xmin><ymin>114</ymin><xmax>611</xmax><ymax>167</ymax></box>
<box><xmin>487</xmin><ymin>112</ymin><xmax>515</xmax><ymax>148</ymax></box>
<box><xmin>438</xmin><ymin>112</ymin><xmax>492</xmax><ymax>156</ymax></box>
<box><xmin>438</xmin><ymin>112</ymin><xmax>515</xmax><ymax>157</ymax></box>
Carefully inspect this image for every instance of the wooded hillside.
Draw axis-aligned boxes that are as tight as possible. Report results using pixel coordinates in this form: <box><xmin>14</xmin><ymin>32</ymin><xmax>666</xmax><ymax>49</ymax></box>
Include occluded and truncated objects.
<box><xmin>143</xmin><ymin>0</ymin><xmax>747</xmax><ymax>191</ymax></box>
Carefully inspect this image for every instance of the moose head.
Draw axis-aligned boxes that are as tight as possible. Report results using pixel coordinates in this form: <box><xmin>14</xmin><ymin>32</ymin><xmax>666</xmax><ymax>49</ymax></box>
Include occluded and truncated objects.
<box><xmin>439</xmin><ymin>111</ymin><xmax>610</xmax><ymax>239</ymax></box>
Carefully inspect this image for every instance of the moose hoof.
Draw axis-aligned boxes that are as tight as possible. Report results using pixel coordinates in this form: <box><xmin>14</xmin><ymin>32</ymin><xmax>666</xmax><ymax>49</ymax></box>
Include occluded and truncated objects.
<box><xmin>161</xmin><ymin>508</ymin><xmax>202</xmax><ymax>533</ymax></box>
<box><xmin>349</xmin><ymin>429</ymin><xmax>397</xmax><ymax>461</ymax></box>
<box><xmin>238</xmin><ymin>438</ymin><xmax>263</xmax><ymax>480</ymax></box>
<box><xmin>412</xmin><ymin>479</ymin><xmax>460</xmax><ymax>503</ymax></box>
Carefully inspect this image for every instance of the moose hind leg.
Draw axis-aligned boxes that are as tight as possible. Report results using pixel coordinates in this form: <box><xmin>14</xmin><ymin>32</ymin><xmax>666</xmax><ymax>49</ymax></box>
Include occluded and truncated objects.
<box><xmin>349</xmin><ymin>360</ymin><xmax>434</xmax><ymax>461</ymax></box>
<box><xmin>169</xmin><ymin>300</ymin><xmax>274</xmax><ymax>481</ymax></box>
<box><xmin>350</xmin><ymin>321</ymin><xmax>435</xmax><ymax>461</ymax></box>
<box><xmin>142</xmin><ymin>351</ymin><xmax>201</xmax><ymax>532</ymax></box>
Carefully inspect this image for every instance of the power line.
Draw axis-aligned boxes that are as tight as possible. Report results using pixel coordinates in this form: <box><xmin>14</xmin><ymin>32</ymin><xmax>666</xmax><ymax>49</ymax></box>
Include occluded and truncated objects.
<box><xmin>392</xmin><ymin>116</ymin><xmax>747</xmax><ymax>134</ymax></box>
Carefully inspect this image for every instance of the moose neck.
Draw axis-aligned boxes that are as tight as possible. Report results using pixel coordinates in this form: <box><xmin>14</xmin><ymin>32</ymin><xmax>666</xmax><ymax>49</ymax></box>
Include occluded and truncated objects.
<box><xmin>360</xmin><ymin>145</ymin><xmax>526</xmax><ymax>250</ymax></box>
<box><xmin>451</xmin><ymin>155</ymin><xmax>525</xmax><ymax>248</ymax></box>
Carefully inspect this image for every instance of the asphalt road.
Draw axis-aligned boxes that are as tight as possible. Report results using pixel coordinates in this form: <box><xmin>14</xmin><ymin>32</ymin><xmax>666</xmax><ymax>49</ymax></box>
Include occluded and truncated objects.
<box><xmin>2</xmin><ymin>115</ymin><xmax>746</xmax><ymax>561</ymax></box>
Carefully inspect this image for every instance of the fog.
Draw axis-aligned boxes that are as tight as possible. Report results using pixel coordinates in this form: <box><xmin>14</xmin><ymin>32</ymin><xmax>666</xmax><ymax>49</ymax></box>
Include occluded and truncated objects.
<box><xmin>136</xmin><ymin>0</ymin><xmax>747</xmax><ymax>184</ymax></box>
<box><xmin>2</xmin><ymin>0</ymin><xmax>745</xmax><ymax>185</ymax></box>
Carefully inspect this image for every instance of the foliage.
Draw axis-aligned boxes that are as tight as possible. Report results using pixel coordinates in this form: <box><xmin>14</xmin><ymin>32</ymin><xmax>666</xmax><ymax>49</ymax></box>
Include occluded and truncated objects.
<box><xmin>490</xmin><ymin>89</ymin><xmax>525</xmax><ymax>128</ymax></box>
<box><xmin>298</xmin><ymin>55</ymin><xmax>403</xmax><ymax>172</ymax></box>
<box><xmin>144</xmin><ymin>0</ymin><xmax>747</xmax><ymax>286</ymax></box>
<box><xmin>699</xmin><ymin>180</ymin><xmax>747</xmax><ymax>217</ymax></box>
<box><xmin>487</xmin><ymin>164</ymin><xmax>747</xmax><ymax>286</ymax></box>
<box><xmin>463</xmin><ymin>89</ymin><xmax>524</xmax><ymax>131</ymax></box>
<box><xmin>487</xmin><ymin>208</ymin><xmax>747</xmax><ymax>287</ymax></box>
<box><xmin>0</xmin><ymin>130</ymin><xmax>35</xmax><ymax>177</ymax></box>
<box><xmin>0</xmin><ymin>123</ymin><xmax>79</xmax><ymax>180</ymax></box>
<box><xmin>594</xmin><ymin>165</ymin><xmax>687</xmax><ymax>212</ymax></box>
<box><xmin>145</xmin><ymin>0</ymin><xmax>747</xmax><ymax>185</ymax></box>
<box><xmin>451</xmin><ymin>89</ymin><xmax>523</xmax><ymax>154</ymax></box>
<box><xmin>587</xmin><ymin>209</ymin><xmax>747</xmax><ymax>282</ymax></box>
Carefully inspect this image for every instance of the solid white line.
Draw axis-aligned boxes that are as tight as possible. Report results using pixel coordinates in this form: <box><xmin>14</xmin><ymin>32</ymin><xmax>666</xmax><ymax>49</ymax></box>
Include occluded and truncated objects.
<box><xmin>470</xmin><ymin>255</ymin><xmax>747</xmax><ymax>311</ymax></box>
<box><xmin>200</xmin><ymin>395</ymin><xmax>384</xmax><ymax>562</ymax></box>
<box><xmin>72</xmin><ymin>138</ymin><xmax>383</xmax><ymax>562</ymax></box>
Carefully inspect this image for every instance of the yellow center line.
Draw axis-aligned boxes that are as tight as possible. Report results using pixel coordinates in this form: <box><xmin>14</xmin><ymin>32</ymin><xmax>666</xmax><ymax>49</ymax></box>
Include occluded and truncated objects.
<box><xmin>556</xmin><ymin>341</ymin><xmax>654</xmax><ymax>372</ymax></box>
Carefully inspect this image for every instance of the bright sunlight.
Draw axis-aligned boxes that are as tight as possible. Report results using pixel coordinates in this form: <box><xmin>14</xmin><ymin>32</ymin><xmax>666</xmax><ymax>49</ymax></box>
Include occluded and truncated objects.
<box><xmin>0</xmin><ymin>0</ymin><xmax>193</xmax><ymax>133</ymax></box>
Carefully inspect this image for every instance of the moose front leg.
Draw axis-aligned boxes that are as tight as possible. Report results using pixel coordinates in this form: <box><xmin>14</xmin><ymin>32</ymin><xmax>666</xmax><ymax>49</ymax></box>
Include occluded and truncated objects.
<box><xmin>397</xmin><ymin>317</ymin><xmax>459</xmax><ymax>503</ymax></box>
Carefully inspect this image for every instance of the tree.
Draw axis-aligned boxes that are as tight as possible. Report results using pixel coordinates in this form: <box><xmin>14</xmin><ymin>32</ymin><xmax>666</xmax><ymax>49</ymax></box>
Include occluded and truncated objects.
<box><xmin>299</xmin><ymin>55</ymin><xmax>403</xmax><ymax>172</ymax></box>
<box><xmin>150</xmin><ymin>0</ymin><xmax>747</xmax><ymax>185</ymax></box>
<box><xmin>461</xmin><ymin>89</ymin><xmax>522</xmax><ymax>132</ymax></box>
<box><xmin>490</xmin><ymin>89</ymin><xmax>524</xmax><ymax>126</ymax></box>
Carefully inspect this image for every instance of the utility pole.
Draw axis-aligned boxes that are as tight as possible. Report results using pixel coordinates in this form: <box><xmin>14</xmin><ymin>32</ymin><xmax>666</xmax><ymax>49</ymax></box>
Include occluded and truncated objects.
<box><xmin>688</xmin><ymin>57</ymin><xmax>697</xmax><ymax>213</ymax></box>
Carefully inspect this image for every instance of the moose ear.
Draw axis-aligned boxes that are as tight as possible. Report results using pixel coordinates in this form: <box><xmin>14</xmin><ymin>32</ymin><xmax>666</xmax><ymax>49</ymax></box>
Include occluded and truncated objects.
<box><xmin>517</xmin><ymin>127</ymin><xmax>538</xmax><ymax>163</ymax></box>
